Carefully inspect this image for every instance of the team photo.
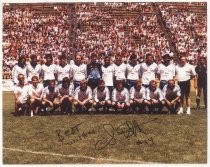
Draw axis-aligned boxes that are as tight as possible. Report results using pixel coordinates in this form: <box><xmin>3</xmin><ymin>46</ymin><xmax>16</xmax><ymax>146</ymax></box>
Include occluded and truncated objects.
<box><xmin>2</xmin><ymin>2</ymin><xmax>207</xmax><ymax>164</ymax></box>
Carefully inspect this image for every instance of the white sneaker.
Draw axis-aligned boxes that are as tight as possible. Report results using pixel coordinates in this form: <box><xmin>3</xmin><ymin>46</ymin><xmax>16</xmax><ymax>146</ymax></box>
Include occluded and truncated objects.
<box><xmin>186</xmin><ymin>107</ymin><xmax>191</xmax><ymax>115</ymax></box>
<box><xmin>30</xmin><ymin>111</ymin><xmax>34</xmax><ymax>117</ymax></box>
<box><xmin>177</xmin><ymin>107</ymin><xmax>183</xmax><ymax>114</ymax></box>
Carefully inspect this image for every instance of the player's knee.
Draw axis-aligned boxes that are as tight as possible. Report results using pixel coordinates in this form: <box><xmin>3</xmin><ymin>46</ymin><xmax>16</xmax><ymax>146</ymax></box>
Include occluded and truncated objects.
<box><xmin>30</xmin><ymin>99</ymin><xmax>35</xmax><ymax>104</ymax></box>
<box><xmin>107</xmin><ymin>100</ymin><xmax>111</xmax><ymax>105</ymax></box>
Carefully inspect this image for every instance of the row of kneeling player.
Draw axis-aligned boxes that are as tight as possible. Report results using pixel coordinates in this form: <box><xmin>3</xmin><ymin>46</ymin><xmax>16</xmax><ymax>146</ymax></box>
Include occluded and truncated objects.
<box><xmin>14</xmin><ymin>73</ymin><xmax>181</xmax><ymax>116</ymax></box>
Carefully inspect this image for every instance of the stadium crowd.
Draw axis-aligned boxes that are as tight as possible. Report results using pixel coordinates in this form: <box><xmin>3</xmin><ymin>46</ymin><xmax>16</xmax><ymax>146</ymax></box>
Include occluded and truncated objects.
<box><xmin>3</xmin><ymin>5</ymin><xmax>70</xmax><ymax>72</ymax></box>
<box><xmin>159</xmin><ymin>3</ymin><xmax>207</xmax><ymax>64</ymax></box>
<box><xmin>2</xmin><ymin>3</ymin><xmax>207</xmax><ymax>116</ymax></box>
<box><xmin>74</xmin><ymin>2</ymin><xmax>171</xmax><ymax>64</ymax></box>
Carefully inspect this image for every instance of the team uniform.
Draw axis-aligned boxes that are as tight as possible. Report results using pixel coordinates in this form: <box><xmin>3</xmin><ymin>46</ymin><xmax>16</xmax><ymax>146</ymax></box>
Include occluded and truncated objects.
<box><xmin>93</xmin><ymin>86</ymin><xmax>111</xmax><ymax>112</ymax></box>
<box><xmin>157</xmin><ymin>63</ymin><xmax>175</xmax><ymax>89</ymax></box>
<box><xmin>41</xmin><ymin>64</ymin><xmax>57</xmax><ymax>87</ymax></box>
<box><xmin>26</xmin><ymin>63</ymin><xmax>42</xmax><ymax>82</ymax></box>
<box><xmin>93</xmin><ymin>87</ymin><xmax>110</xmax><ymax>103</ymax></box>
<box><xmin>87</xmin><ymin>62</ymin><xmax>102</xmax><ymax>90</ymax></box>
<box><xmin>111</xmin><ymin>87</ymin><xmax>130</xmax><ymax>112</ymax></box>
<box><xmin>140</xmin><ymin>62</ymin><xmax>158</xmax><ymax>87</ymax></box>
<box><xmin>129</xmin><ymin>86</ymin><xmax>146</xmax><ymax>113</ymax></box>
<box><xmin>14</xmin><ymin>83</ymin><xmax>29</xmax><ymax>115</ymax></box>
<box><xmin>28</xmin><ymin>83</ymin><xmax>44</xmax><ymax>115</ymax></box>
<box><xmin>28</xmin><ymin>83</ymin><xmax>44</xmax><ymax>100</ymax></box>
<box><xmin>126</xmin><ymin>63</ymin><xmax>141</xmax><ymax>90</ymax></box>
<box><xmin>175</xmin><ymin>63</ymin><xmax>196</xmax><ymax>97</ymax></box>
<box><xmin>42</xmin><ymin>86</ymin><xmax>60</xmax><ymax>102</ymax></box>
<box><xmin>145</xmin><ymin>87</ymin><xmax>164</xmax><ymax>114</ymax></box>
<box><xmin>41</xmin><ymin>85</ymin><xmax>60</xmax><ymax>114</ymax></box>
<box><xmin>73</xmin><ymin>85</ymin><xmax>93</xmax><ymax>113</ymax></box>
<box><xmin>70</xmin><ymin>63</ymin><xmax>87</xmax><ymax>89</ymax></box>
<box><xmin>55</xmin><ymin>64</ymin><xmax>71</xmax><ymax>84</ymax></box>
<box><xmin>12</xmin><ymin>65</ymin><xmax>27</xmax><ymax>84</ymax></box>
<box><xmin>57</xmin><ymin>83</ymin><xmax>74</xmax><ymax>97</ymax></box>
<box><xmin>112</xmin><ymin>63</ymin><xmax>127</xmax><ymax>84</ymax></box>
<box><xmin>57</xmin><ymin>83</ymin><xmax>74</xmax><ymax>114</ymax></box>
<box><xmin>101</xmin><ymin>65</ymin><xmax>114</xmax><ymax>92</ymax></box>
<box><xmin>195</xmin><ymin>63</ymin><xmax>207</xmax><ymax>109</ymax></box>
<box><xmin>162</xmin><ymin>84</ymin><xmax>181</xmax><ymax>114</ymax></box>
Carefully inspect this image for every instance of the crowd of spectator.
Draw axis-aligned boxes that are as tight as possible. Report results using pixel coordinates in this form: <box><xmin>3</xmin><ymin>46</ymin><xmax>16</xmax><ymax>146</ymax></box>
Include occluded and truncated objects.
<box><xmin>159</xmin><ymin>2</ymin><xmax>207</xmax><ymax>64</ymax></box>
<box><xmin>2</xmin><ymin>2</ymin><xmax>207</xmax><ymax>74</ymax></box>
<box><xmin>3</xmin><ymin>4</ymin><xmax>70</xmax><ymax>72</ymax></box>
<box><xmin>74</xmin><ymin>3</ymin><xmax>171</xmax><ymax>64</ymax></box>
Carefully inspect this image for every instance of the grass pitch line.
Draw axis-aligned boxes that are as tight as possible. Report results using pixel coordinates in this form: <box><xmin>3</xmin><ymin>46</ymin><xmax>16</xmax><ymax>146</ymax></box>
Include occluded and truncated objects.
<box><xmin>4</xmin><ymin>147</ymin><xmax>152</xmax><ymax>163</ymax></box>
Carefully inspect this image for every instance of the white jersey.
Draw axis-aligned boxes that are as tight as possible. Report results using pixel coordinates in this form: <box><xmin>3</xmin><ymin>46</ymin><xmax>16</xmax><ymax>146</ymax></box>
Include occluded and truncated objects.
<box><xmin>55</xmin><ymin>64</ymin><xmax>71</xmax><ymax>82</ymax></box>
<box><xmin>57</xmin><ymin>83</ymin><xmax>74</xmax><ymax>96</ymax></box>
<box><xmin>145</xmin><ymin>87</ymin><xmax>164</xmax><ymax>101</ymax></box>
<box><xmin>157</xmin><ymin>63</ymin><xmax>175</xmax><ymax>81</ymax></box>
<box><xmin>112</xmin><ymin>88</ymin><xmax>129</xmax><ymax>103</ymax></box>
<box><xmin>14</xmin><ymin>83</ymin><xmax>29</xmax><ymax>103</ymax></box>
<box><xmin>12</xmin><ymin>65</ymin><xmax>27</xmax><ymax>84</ymax></box>
<box><xmin>41</xmin><ymin>64</ymin><xmax>56</xmax><ymax>80</ymax></box>
<box><xmin>175</xmin><ymin>63</ymin><xmax>196</xmax><ymax>82</ymax></box>
<box><xmin>93</xmin><ymin>87</ymin><xmax>110</xmax><ymax>102</ymax></box>
<box><xmin>130</xmin><ymin>86</ymin><xmax>146</xmax><ymax>100</ymax></box>
<box><xmin>41</xmin><ymin>86</ymin><xmax>60</xmax><ymax>101</ymax></box>
<box><xmin>126</xmin><ymin>63</ymin><xmax>141</xmax><ymax>80</ymax></box>
<box><xmin>112</xmin><ymin>63</ymin><xmax>127</xmax><ymax>80</ymax></box>
<box><xmin>101</xmin><ymin>65</ymin><xmax>114</xmax><ymax>86</ymax></box>
<box><xmin>74</xmin><ymin>86</ymin><xmax>92</xmax><ymax>102</ymax></box>
<box><xmin>26</xmin><ymin>63</ymin><xmax>42</xmax><ymax>82</ymax></box>
<box><xmin>140</xmin><ymin>62</ymin><xmax>158</xmax><ymax>85</ymax></box>
<box><xmin>162</xmin><ymin>84</ymin><xmax>181</xmax><ymax>99</ymax></box>
<box><xmin>70</xmin><ymin>64</ymin><xmax>87</xmax><ymax>82</ymax></box>
<box><xmin>28</xmin><ymin>83</ymin><xmax>44</xmax><ymax>98</ymax></box>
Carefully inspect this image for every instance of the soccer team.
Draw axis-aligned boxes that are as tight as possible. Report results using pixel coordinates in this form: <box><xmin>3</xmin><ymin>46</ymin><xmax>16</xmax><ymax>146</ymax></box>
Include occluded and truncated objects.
<box><xmin>13</xmin><ymin>52</ymin><xmax>207</xmax><ymax>116</ymax></box>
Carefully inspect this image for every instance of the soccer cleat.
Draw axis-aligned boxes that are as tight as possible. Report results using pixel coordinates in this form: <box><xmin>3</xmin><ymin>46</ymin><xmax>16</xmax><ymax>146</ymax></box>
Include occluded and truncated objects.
<box><xmin>177</xmin><ymin>107</ymin><xmax>183</xmax><ymax>114</ymax></box>
<box><xmin>108</xmin><ymin>108</ymin><xmax>115</xmax><ymax>112</ymax></box>
<box><xmin>186</xmin><ymin>108</ymin><xmax>191</xmax><ymax>115</ymax></box>
<box><xmin>30</xmin><ymin>111</ymin><xmax>34</xmax><ymax>117</ymax></box>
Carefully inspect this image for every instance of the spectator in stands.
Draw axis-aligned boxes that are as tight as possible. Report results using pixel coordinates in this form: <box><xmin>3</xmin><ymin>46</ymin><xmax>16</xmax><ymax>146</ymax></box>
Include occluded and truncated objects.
<box><xmin>176</xmin><ymin>54</ymin><xmax>197</xmax><ymax>115</ymax></box>
<box><xmin>28</xmin><ymin>76</ymin><xmax>44</xmax><ymax>117</ymax></box>
<box><xmin>14</xmin><ymin>74</ymin><xmax>29</xmax><ymax>116</ymax></box>
<box><xmin>57</xmin><ymin>77</ymin><xmax>74</xmax><ymax>115</ymax></box>
<box><xmin>195</xmin><ymin>57</ymin><xmax>207</xmax><ymax>110</ymax></box>
<box><xmin>163</xmin><ymin>79</ymin><xmax>181</xmax><ymax>114</ymax></box>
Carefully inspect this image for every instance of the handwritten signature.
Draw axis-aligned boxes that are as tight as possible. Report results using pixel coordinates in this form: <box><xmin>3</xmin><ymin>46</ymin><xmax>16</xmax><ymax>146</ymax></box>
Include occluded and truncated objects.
<box><xmin>95</xmin><ymin>118</ymin><xmax>158</xmax><ymax>150</ymax></box>
<box><xmin>55</xmin><ymin>118</ymin><xmax>159</xmax><ymax>150</ymax></box>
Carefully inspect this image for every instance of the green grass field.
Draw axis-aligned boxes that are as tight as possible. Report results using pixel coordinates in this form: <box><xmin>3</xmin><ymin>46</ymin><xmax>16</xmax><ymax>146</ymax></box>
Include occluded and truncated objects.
<box><xmin>3</xmin><ymin>91</ymin><xmax>207</xmax><ymax>164</ymax></box>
